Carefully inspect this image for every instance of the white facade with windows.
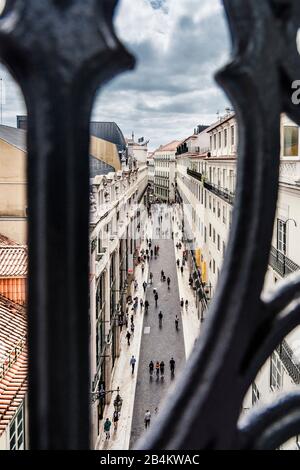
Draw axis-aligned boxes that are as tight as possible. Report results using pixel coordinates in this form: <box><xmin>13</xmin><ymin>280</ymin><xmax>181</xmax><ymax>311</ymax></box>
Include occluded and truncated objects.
<box><xmin>177</xmin><ymin>114</ymin><xmax>300</xmax><ymax>449</ymax></box>
<box><xmin>89</xmin><ymin>165</ymin><xmax>148</xmax><ymax>448</ymax></box>
<box><xmin>153</xmin><ymin>141</ymin><xmax>181</xmax><ymax>202</ymax></box>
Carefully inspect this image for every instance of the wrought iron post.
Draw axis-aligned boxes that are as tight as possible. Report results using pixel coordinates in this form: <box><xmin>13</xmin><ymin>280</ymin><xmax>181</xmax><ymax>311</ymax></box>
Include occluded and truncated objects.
<box><xmin>0</xmin><ymin>0</ymin><xmax>134</xmax><ymax>449</ymax></box>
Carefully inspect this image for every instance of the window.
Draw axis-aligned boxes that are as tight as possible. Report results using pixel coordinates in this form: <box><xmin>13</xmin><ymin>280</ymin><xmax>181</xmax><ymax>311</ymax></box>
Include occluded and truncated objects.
<box><xmin>10</xmin><ymin>405</ymin><xmax>25</xmax><ymax>450</ymax></box>
<box><xmin>270</xmin><ymin>352</ymin><xmax>282</xmax><ymax>390</ymax></box>
<box><xmin>217</xmin><ymin>202</ymin><xmax>221</xmax><ymax>218</ymax></box>
<box><xmin>252</xmin><ymin>383</ymin><xmax>260</xmax><ymax>406</ymax></box>
<box><xmin>210</xmin><ymin>135</ymin><xmax>212</xmax><ymax>150</ymax></box>
<box><xmin>277</xmin><ymin>219</ymin><xmax>286</xmax><ymax>255</ymax></box>
<box><xmin>283</xmin><ymin>126</ymin><xmax>299</xmax><ymax>157</ymax></box>
<box><xmin>224</xmin><ymin>129</ymin><xmax>228</xmax><ymax>147</ymax></box>
<box><xmin>223</xmin><ymin>206</ymin><xmax>227</xmax><ymax>224</ymax></box>
<box><xmin>213</xmin><ymin>229</ymin><xmax>216</xmax><ymax>244</ymax></box>
<box><xmin>209</xmin><ymin>224</ymin><xmax>212</xmax><ymax>238</ymax></box>
<box><xmin>231</xmin><ymin>125</ymin><xmax>235</xmax><ymax>146</ymax></box>
<box><xmin>218</xmin><ymin>132</ymin><xmax>222</xmax><ymax>148</ymax></box>
<box><xmin>204</xmin><ymin>226</ymin><xmax>207</xmax><ymax>243</ymax></box>
<box><xmin>213</xmin><ymin>259</ymin><xmax>216</xmax><ymax>274</ymax></box>
<box><xmin>217</xmin><ymin>235</ymin><xmax>220</xmax><ymax>251</ymax></box>
<box><xmin>214</xmin><ymin>134</ymin><xmax>217</xmax><ymax>150</ymax></box>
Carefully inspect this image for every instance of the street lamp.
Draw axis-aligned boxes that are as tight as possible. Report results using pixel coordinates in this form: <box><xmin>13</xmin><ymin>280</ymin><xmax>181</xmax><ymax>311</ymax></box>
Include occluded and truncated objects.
<box><xmin>283</xmin><ymin>218</ymin><xmax>297</xmax><ymax>228</ymax></box>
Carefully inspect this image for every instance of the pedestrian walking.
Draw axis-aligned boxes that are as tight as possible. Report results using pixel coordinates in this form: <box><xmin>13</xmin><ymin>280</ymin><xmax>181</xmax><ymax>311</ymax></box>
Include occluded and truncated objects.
<box><xmin>167</xmin><ymin>277</ymin><xmax>171</xmax><ymax>289</ymax></box>
<box><xmin>104</xmin><ymin>418</ymin><xmax>112</xmax><ymax>440</ymax></box>
<box><xmin>170</xmin><ymin>357</ymin><xmax>176</xmax><ymax>375</ymax></box>
<box><xmin>180</xmin><ymin>266</ymin><xmax>184</xmax><ymax>275</ymax></box>
<box><xmin>158</xmin><ymin>311</ymin><xmax>163</xmax><ymax>327</ymax></box>
<box><xmin>154</xmin><ymin>292</ymin><xmax>158</xmax><ymax>308</ymax></box>
<box><xmin>155</xmin><ymin>361</ymin><xmax>160</xmax><ymax>377</ymax></box>
<box><xmin>149</xmin><ymin>360</ymin><xmax>154</xmax><ymax>377</ymax></box>
<box><xmin>177</xmin><ymin>259</ymin><xmax>180</xmax><ymax>268</ymax></box>
<box><xmin>149</xmin><ymin>272</ymin><xmax>153</xmax><ymax>284</ymax></box>
<box><xmin>145</xmin><ymin>300</ymin><xmax>149</xmax><ymax>314</ymax></box>
<box><xmin>134</xmin><ymin>280</ymin><xmax>138</xmax><ymax>291</ymax></box>
<box><xmin>130</xmin><ymin>314</ymin><xmax>134</xmax><ymax>324</ymax></box>
<box><xmin>185</xmin><ymin>299</ymin><xmax>189</xmax><ymax>311</ymax></box>
<box><xmin>150</xmin><ymin>249</ymin><xmax>153</xmax><ymax>258</ymax></box>
<box><xmin>160</xmin><ymin>360</ymin><xmax>165</xmax><ymax>379</ymax></box>
<box><xmin>175</xmin><ymin>315</ymin><xmax>179</xmax><ymax>331</ymax></box>
<box><xmin>144</xmin><ymin>410</ymin><xmax>151</xmax><ymax>429</ymax></box>
<box><xmin>161</xmin><ymin>270</ymin><xmax>164</xmax><ymax>281</ymax></box>
<box><xmin>131</xmin><ymin>322</ymin><xmax>135</xmax><ymax>334</ymax></box>
<box><xmin>140</xmin><ymin>298</ymin><xmax>144</xmax><ymax>310</ymax></box>
<box><xmin>126</xmin><ymin>330</ymin><xmax>131</xmax><ymax>346</ymax></box>
<box><xmin>143</xmin><ymin>281</ymin><xmax>147</xmax><ymax>292</ymax></box>
<box><xmin>130</xmin><ymin>355</ymin><xmax>136</xmax><ymax>374</ymax></box>
<box><xmin>113</xmin><ymin>411</ymin><xmax>119</xmax><ymax>431</ymax></box>
<box><xmin>142</xmin><ymin>262</ymin><xmax>145</xmax><ymax>275</ymax></box>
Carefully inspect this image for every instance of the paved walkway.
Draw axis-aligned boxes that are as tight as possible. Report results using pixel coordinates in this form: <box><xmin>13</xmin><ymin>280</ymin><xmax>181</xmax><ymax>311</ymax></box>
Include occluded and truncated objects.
<box><xmin>97</xmin><ymin>203</ymin><xmax>201</xmax><ymax>450</ymax></box>
<box><xmin>129</xmin><ymin>216</ymin><xmax>186</xmax><ymax>448</ymax></box>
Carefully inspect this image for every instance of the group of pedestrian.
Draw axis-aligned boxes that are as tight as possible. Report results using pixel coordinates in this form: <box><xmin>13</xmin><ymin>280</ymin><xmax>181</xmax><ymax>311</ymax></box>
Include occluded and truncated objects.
<box><xmin>103</xmin><ymin>409</ymin><xmax>120</xmax><ymax>440</ymax></box>
<box><xmin>160</xmin><ymin>270</ymin><xmax>171</xmax><ymax>289</ymax></box>
<box><xmin>148</xmin><ymin>360</ymin><xmax>165</xmax><ymax>379</ymax></box>
<box><xmin>148</xmin><ymin>358</ymin><xmax>175</xmax><ymax>379</ymax></box>
<box><xmin>180</xmin><ymin>298</ymin><xmax>189</xmax><ymax>311</ymax></box>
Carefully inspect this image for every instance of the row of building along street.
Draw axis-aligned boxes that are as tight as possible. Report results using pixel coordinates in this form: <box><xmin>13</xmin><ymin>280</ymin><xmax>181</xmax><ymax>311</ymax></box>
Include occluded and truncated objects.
<box><xmin>0</xmin><ymin>112</ymin><xmax>300</xmax><ymax>449</ymax></box>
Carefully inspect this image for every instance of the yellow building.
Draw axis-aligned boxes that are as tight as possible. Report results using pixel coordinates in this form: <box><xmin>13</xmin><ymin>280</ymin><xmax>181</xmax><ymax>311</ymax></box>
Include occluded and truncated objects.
<box><xmin>0</xmin><ymin>124</ymin><xmax>122</xmax><ymax>244</ymax></box>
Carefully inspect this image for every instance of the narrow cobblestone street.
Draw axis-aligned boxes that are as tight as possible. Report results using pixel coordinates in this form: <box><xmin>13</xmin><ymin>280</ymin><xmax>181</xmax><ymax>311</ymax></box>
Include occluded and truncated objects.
<box><xmin>130</xmin><ymin>210</ymin><xmax>186</xmax><ymax>448</ymax></box>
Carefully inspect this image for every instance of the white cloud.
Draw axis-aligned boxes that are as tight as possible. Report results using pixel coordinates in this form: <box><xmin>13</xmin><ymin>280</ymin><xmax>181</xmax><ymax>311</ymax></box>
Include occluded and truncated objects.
<box><xmin>0</xmin><ymin>0</ymin><xmax>230</xmax><ymax>151</ymax></box>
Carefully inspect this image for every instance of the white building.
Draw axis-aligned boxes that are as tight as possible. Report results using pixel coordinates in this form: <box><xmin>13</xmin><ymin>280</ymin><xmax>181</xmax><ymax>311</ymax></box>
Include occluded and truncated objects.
<box><xmin>89</xmin><ymin>165</ymin><xmax>148</xmax><ymax>448</ymax></box>
<box><xmin>153</xmin><ymin>140</ymin><xmax>181</xmax><ymax>202</ymax></box>
<box><xmin>177</xmin><ymin>113</ymin><xmax>300</xmax><ymax>449</ymax></box>
<box><xmin>127</xmin><ymin>135</ymin><xmax>149</xmax><ymax>167</ymax></box>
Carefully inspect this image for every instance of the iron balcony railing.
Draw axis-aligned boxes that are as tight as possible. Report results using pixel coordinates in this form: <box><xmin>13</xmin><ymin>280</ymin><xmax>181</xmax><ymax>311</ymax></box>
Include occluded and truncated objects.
<box><xmin>203</xmin><ymin>181</ymin><xmax>235</xmax><ymax>205</ymax></box>
<box><xmin>187</xmin><ymin>168</ymin><xmax>202</xmax><ymax>182</ymax></box>
<box><xmin>277</xmin><ymin>340</ymin><xmax>300</xmax><ymax>385</ymax></box>
<box><xmin>269</xmin><ymin>246</ymin><xmax>300</xmax><ymax>277</ymax></box>
<box><xmin>0</xmin><ymin>335</ymin><xmax>27</xmax><ymax>381</ymax></box>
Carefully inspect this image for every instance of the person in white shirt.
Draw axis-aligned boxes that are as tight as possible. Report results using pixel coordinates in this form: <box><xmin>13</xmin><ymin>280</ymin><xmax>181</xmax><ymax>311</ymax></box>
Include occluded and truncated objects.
<box><xmin>144</xmin><ymin>410</ymin><xmax>151</xmax><ymax>429</ymax></box>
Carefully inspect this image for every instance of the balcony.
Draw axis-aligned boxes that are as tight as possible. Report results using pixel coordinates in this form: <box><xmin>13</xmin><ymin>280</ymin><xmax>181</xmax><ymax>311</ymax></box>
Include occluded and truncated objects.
<box><xmin>203</xmin><ymin>181</ymin><xmax>235</xmax><ymax>205</ymax></box>
<box><xmin>187</xmin><ymin>168</ymin><xmax>202</xmax><ymax>182</ymax></box>
<box><xmin>276</xmin><ymin>340</ymin><xmax>300</xmax><ymax>385</ymax></box>
<box><xmin>269</xmin><ymin>246</ymin><xmax>300</xmax><ymax>277</ymax></box>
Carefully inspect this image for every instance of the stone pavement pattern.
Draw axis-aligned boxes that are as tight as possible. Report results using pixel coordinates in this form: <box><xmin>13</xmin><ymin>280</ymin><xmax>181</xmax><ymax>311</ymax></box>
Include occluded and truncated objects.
<box><xmin>130</xmin><ymin>230</ymin><xmax>186</xmax><ymax>448</ymax></box>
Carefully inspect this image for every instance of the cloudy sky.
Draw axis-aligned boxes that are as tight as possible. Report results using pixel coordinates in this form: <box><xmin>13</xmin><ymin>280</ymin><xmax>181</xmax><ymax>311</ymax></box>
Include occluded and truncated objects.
<box><xmin>0</xmin><ymin>0</ymin><xmax>230</xmax><ymax>150</ymax></box>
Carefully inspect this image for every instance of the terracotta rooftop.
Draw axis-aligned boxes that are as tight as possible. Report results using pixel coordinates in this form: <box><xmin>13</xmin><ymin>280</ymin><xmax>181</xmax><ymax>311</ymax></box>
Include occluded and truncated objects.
<box><xmin>0</xmin><ymin>235</ymin><xmax>19</xmax><ymax>246</ymax></box>
<box><xmin>0</xmin><ymin>245</ymin><xmax>27</xmax><ymax>277</ymax></box>
<box><xmin>0</xmin><ymin>295</ymin><xmax>27</xmax><ymax>437</ymax></box>
<box><xmin>155</xmin><ymin>140</ymin><xmax>182</xmax><ymax>153</ymax></box>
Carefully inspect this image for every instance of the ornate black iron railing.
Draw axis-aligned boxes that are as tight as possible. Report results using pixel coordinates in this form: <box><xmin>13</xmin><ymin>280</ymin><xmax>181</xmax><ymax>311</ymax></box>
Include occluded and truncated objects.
<box><xmin>0</xmin><ymin>0</ymin><xmax>299</xmax><ymax>451</ymax></box>
<box><xmin>269</xmin><ymin>246</ymin><xmax>300</xmax><ymax>277</ymax></box>
<box><xmin>187</xmin><ymin>168</ymin><xmax>202</xmax><ymax>182</ymax></box>
<box><xmin>203</xmin><ymin>180</ymin><xmax>235</xmax><ymax>205</ymax></box>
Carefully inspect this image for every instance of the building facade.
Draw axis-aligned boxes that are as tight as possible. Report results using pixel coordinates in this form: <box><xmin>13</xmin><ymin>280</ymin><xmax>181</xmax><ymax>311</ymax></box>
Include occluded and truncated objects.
<box><xmin>0</xmin><ymin>236</ymin><xmax>27</xmax><ymax>306</ymax></box>
<box><xmin>176</xmin><ymin>112</ymin><xmax>300</xmax><ymax>449</ymax></box>
<box><xmin>0</xmin><ymin>295</ymin><xmax>28</xmax><ymax>450</ymax></box>
<box><xmin>89</xmin><ymin>165</ymin><xmax>148</xmax><ymax>448</ymax></box>
<box><xmin>153</xmin><ymin>140</ymin><xmax>181</xmax><ymax>202</ymax></box>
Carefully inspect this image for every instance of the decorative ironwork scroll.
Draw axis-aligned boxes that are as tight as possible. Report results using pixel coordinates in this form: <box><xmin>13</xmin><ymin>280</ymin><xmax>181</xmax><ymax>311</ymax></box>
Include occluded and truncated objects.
<box><xmin>0</xmin><ymin>0</ymin><xmax>299</xmax><ymax>450</ymax></box>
